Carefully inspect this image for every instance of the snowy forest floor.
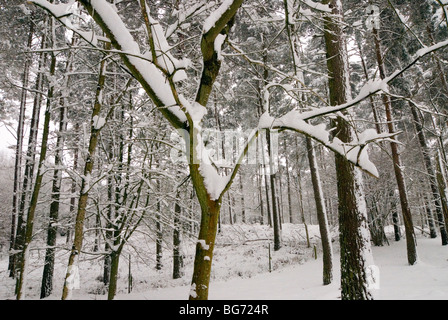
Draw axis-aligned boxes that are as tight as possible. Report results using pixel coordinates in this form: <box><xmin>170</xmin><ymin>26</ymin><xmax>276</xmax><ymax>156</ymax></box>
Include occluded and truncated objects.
<box><xmin>0</xmin><ymin>223</ymin><xmax>447</xmax><ymax>300</ymax></box>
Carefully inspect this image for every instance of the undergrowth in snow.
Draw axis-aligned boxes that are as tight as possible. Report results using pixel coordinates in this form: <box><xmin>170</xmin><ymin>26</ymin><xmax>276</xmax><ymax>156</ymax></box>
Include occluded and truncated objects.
<box><xmin>0</xmin><ymin>223</ymin><xmax>326</xmax><ymax>300</ymax></box>
<box><xmin>1</xmin><ymin>223</ymin><xmax>447</xmax><ymax>300</ymax></box>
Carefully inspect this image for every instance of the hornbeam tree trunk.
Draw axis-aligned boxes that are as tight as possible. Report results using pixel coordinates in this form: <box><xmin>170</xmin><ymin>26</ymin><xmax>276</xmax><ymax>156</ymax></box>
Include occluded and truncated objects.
<box><xmin>61</xmin><ymin>43</ymin><xmax>109</xmax><ymax>300</ymax></box>
<box><xmin>372</xmin><ymin>28</ymin><xmax>418</xmax><ymax>263</ymax></box>
<box><xmin>323</xmin><ymin>0</ymin><xmax>376</xmax><ymax>300</ymax></box>
<box><xmin>188</xmin><ymin>180</ymin><xmax>222</xmax><ymax>300</ymax></box>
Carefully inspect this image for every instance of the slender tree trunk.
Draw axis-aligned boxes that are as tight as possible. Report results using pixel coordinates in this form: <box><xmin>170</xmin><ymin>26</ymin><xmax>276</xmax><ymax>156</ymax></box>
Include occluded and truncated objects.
<box><xmin>297</xmin><ymin>170</ymin><xmax>310</xmax><ymax>248</ymax></box>
<box><xmin>372</xmin><ymin>28</ymin><xmax>418</xmax><ymax>263</ymax></box>
<box><xmin>62</xmin><ymin>43</ymin><xmax>109</xmax><ymax>300</ymax></box>
<box><xmin>323</xmin><ymin>0</ymin><xmax>375</xmax><ymax>299</ymax></box>
<box><xmin>67</xmin><ymin>123</ymin><xmax>80</xmax><ymax>244</ymax></box>
<box><xmin>257</xmin><ymin>163</ymin><xmax>265</xmax><ymax>224</ymax></box>
<box><xmin>411</xmin><ymin>105</ymin><xmax>448</xmax><ymax>244</ymax></box>
<box><xmin>16</xmin><ymin>29</ymin><xmax>56</xmax><ymax>298</ymax></box>
<box><xmin>284</xmin><ymin>138</ymin><xmax>293</xmax><ymax>223</ymax></box>
<box><xmin>436</xmin><ymin>152</ymin><xmax>448</xmax><ymax>234</ymax></box>
<box><xmin>9</xmin><ymin>19</ymin><xmax>34</xmax><ymax>277</ymax></box>
<box><xmin>390</xmin><ymin>190</ymin><xmax>401</xmax><ymax>241</ymax></box>
<box><xmin>173</xmin><ymin>196</ymin><xmax>183</xmax><ymax>279</ymax></box>
<box><xmin>40</xmin><ymin>34</ymin><xmax>76</xmax><ymax>299</ymax></box>
<box><xmin>239</xmin><ymin>173</ymin><xmax>246</xmax><ymax>223</ymax></box>
<box><xmin>306</xmin><ymin>136</ymin><xmax>333</xmax><ymax>285</ymax></box>
<box><xmin>13</xmin><ymin>32</ymin><xmax>47</xmax><ymax>280</ymax></box>
<box><xmin>267</xmin><ymin>130</ymin><xmax>281</xmax><ymax>251</ymax></box>
<box><xmin>156</xmin><ymin>180</ymin><xmax>163</xmax><ymax>270</ymax></box>
<box><xmin>422</xmin><ymin>193</ymin><xmax>437</xmax><ymax>239</ymax></box>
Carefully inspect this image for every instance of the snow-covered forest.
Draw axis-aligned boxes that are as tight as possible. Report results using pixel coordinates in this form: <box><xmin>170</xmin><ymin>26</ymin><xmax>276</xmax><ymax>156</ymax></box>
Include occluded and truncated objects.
<box><xmin>1</xmin><ymin>0</ymin><xmax>448</xmax><ymax>302</ymax></box>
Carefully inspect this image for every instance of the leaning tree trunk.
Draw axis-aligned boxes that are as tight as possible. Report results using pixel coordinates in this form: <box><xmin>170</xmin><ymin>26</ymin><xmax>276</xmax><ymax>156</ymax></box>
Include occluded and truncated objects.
<box><xmin>306</xmin><ymin>137</ymin><xmax>333</xmax><ymax>285</ymax></box>
<box><xmin>323</xmin><ymin>0</ymin><xmax>375</xmax><ymax>300</ymax></box>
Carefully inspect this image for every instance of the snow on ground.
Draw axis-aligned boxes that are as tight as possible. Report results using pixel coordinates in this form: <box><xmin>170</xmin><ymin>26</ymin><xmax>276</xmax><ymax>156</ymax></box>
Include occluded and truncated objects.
<box><xmin>1</xmin><ymin>223</ymin><xmax>448</xmax><ymax>300</ymax></box>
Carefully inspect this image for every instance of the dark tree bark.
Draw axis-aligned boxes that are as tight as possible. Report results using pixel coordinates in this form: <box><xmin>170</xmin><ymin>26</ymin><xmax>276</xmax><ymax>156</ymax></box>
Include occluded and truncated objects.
<box><xmin>323</xmin><ymin>0</ymin><xmax>375</xmax><ymax>300</ymax></box>
<box><xmin>372</xmin><ymin>28</ymin><xmax>418</xmax><ymax>263</ymax></box>
<box><xmin>8</xmin><ymin>19</ymin><xmax>34</xmax><ymax>277</ymax></box>
<box><xmin>173</xmin><ymin>196</ymin><xmax>183</xmax><ymax>279</ymax></box>
<box><xmin>16</xmin><ymin>24</ymin><xmax>56</xmax><ymax>298</ymax></box>
<box><xmin>410</xmin><ymin>105</ymin><xmax>448</xmax><ymax>244</ymax></box>
<box><xmin>62</xmin><ymin>43</ymin><xmax>110</xmax><ymax>300</ymax></box>
<box><xmin>306</xmin><ymin>137</ymin><xmax>333</xmax><ymax>285</ymax></box>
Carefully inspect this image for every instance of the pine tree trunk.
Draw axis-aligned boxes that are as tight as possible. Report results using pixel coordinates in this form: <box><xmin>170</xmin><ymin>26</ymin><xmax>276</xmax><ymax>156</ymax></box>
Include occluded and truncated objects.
<box><xmin>372</xmin><ymin>28</ymin><xmax>418</xmax><ymax>263</ymax></box>
<box><xmin>323</xmin><ymin>0</ymin><xmax>375</xmax><ymax>299</ymax></box>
